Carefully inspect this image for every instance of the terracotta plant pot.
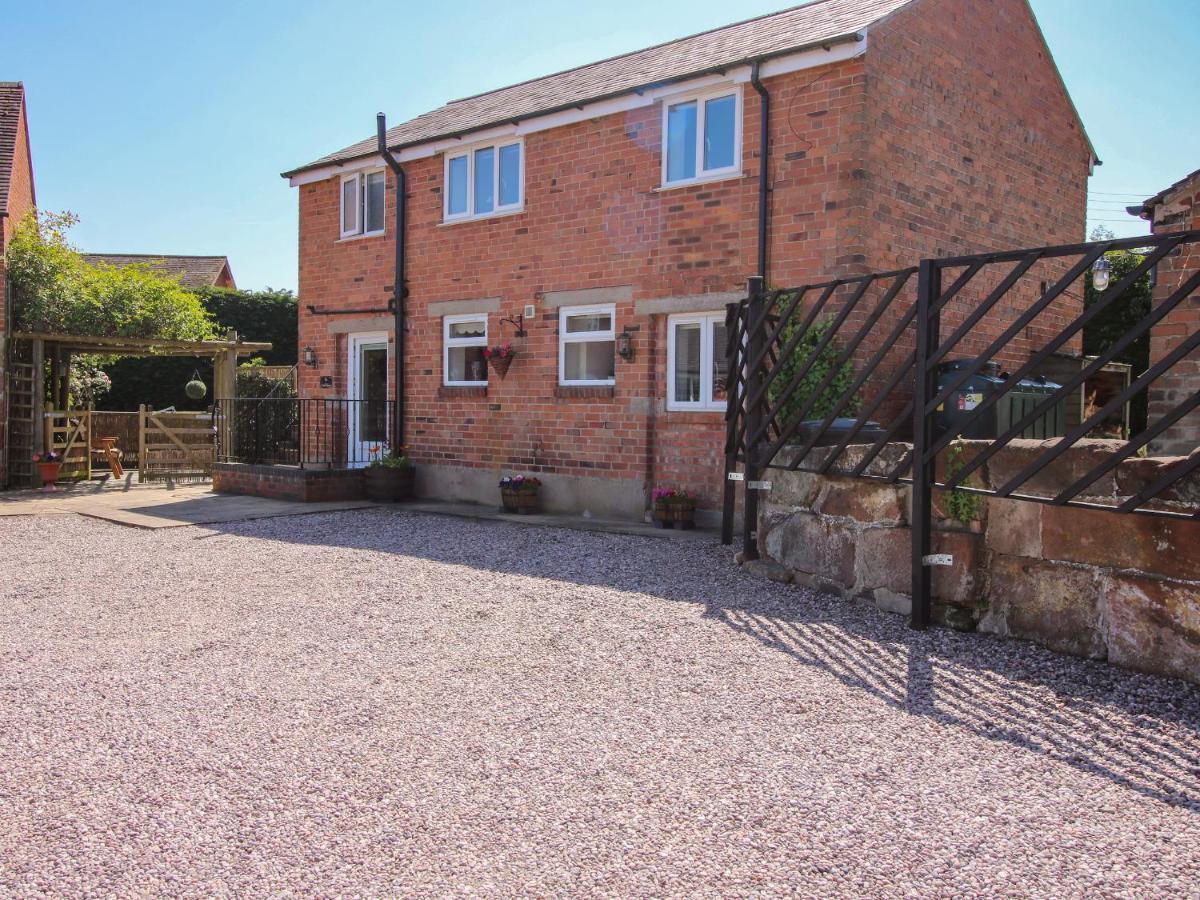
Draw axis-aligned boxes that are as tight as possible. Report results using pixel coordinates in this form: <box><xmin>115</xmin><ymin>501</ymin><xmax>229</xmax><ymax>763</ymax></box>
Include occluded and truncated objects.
<box><xmin>653</xmin><ymin>499</ymin><xmax>696</xmax><ymax>530</ymax></box>
<box><xmin>489</xmin><ymin>354</ymin><xmax>514</xmax><ymax>379</ymax></box>
<box><xmin>37</xmin><ymin>461</ymin><xmax>63</xmax><ymax>491</ymax></box>
<box><xmin>363</xmin><ymin>465</ymin><xmax>416</xmax><ymax>502</ymax></box>
<box><xmin>500</xmin><ymin>486</ymin><xmax>539</xmax><ymax>514</ymax></box>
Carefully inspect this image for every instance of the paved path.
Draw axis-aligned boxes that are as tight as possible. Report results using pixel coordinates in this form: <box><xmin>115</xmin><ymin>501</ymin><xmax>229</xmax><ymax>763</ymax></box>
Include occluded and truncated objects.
<box><xmin>0</xmin><ymin>481</ymin><xmax>373</xmax><ymax>528</ymax></box>
<box><xmin>1</xmin><ymin>509</ymin><xmax>1197</xmax><ymax>896</ymax></box>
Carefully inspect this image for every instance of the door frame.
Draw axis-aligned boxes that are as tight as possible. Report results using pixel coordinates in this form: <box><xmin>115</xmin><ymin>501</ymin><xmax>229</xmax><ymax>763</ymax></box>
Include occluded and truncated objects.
<box><xmin>346</xmin><ymin>331</ymin><xmax>389</xmax><ymax>466</ymax></box>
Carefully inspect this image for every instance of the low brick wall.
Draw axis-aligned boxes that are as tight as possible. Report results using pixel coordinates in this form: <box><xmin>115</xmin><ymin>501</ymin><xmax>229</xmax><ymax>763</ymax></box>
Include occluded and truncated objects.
<box><xmin>212</xmin><ymin>463</ymin><xmax>365</xmax><ymax>503</ymax></box>
<box><xmin>752</xmin><ymin>440</ymin><xmax>1200</xmax><ymax>684</ymax></box>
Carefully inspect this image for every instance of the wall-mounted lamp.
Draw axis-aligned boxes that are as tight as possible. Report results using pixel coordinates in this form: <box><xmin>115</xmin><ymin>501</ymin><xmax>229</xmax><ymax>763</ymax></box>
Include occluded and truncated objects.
<box><xmin>303</xmin><ymin>345</ymin><xmax>318</xmax><ymax>367</ymax></box>
<box><xmin>617</xmin><ymin>328</ymin><xmax>635</xmax><ymax>361</ymax></box>
<box><xmin>1091</xmin><ymin>255</ymin><xmax>1112</xmax><ymax>292</ymax></box>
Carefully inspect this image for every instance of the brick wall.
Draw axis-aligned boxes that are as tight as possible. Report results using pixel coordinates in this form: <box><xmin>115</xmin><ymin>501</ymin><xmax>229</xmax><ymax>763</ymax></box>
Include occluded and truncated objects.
<box><xmin>1145</xmin><ymin>171</ymin><xmax>1200</xmax><ymax>455</ymax></box>
<box><xmin>754</xmin><ymin>440</ymin><xmax>1200</xmax><ymax>684</ymax></box>
<box><xmin>1</xmin><ymin>86</ymin><xmax>37</xmax><ymax>488</ymax></box>
<box><xmin>293</xmin><ymin>0</ymin><xmax>1091</xmax><ymax>518</ymax></box>
<box><xmin>212</xmin><ymin>462</ymin><xmax>365</xmax><ymax>503</ymax></box>
<box><xmin>859</xmin><ymin>0</ymin><xmax>1091</xmax><ymax>375</ymax></box>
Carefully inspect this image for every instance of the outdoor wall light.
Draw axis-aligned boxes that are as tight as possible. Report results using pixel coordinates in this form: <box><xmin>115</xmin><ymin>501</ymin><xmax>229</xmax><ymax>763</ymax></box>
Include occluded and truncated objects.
<box><xmin>303</xmin><ymin>345</ymin><xmax>318</xmax><ymax>367</ymax></box>
<box><xmin>1091</xmin><ymin>255</ymin><xmax>1112</xmax><ymax>292</ymax></box>
<box><xmin>617</xmin><ymin>328</ymin><xmax>635</xmax><ymax>361</ymax></box>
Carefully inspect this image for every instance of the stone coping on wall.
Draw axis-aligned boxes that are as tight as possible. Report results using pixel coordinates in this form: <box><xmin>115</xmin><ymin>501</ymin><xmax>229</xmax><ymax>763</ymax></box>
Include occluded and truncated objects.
<box><xmin>772</xmin><ymin>438</ymin><xmax>1199</xmax><ymax>511</ymax></box>
<box><xmin>754</xmin><ymin>440</ymin><xmax>1200</xmax><ymax>684</ymax></box>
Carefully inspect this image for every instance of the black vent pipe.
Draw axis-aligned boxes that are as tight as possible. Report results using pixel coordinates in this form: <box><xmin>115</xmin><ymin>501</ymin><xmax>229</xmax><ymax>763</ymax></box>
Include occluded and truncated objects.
<box><xmin>376</xmin><ymin>113</ymin><xmax>407</xmax><ymax>450</ymax></box>
<box><xmin>750</xmin><ymin>60</ymin><xmax>770</xmax><ymax>281</ymax></box>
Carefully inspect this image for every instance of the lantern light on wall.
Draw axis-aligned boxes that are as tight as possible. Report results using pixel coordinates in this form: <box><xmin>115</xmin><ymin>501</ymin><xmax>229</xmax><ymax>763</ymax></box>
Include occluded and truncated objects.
<box><xmin>303</xmin><ymin>346</ymin><xmax>318</xmax><ymax>367</ymax></box>
<box><xmin>617</xmin><ymin>327</ymin><xmax>635</xmax><ymax>361</ymax></box>
<box><xmin>1091</xmin><ymin>255</ymin><xmax>1112</xmax><ymax>292</ymax></box>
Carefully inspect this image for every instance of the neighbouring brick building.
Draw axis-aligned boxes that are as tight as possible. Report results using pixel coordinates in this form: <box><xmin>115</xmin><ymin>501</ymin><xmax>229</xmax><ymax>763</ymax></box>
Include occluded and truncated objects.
<box><xmin>282</xmin><ymin>0</ymin><xmax>1095</xmax><ymax>520</ymax></box>
<box><xmin>0</xmin><ymin>81</ymin><xmax>37</xmax><ymax>488</ymax></box>
<box><xmin>1129</xmin><ymin>167</ymin><xmax>1200</xmax><ymax>456</ymax></box>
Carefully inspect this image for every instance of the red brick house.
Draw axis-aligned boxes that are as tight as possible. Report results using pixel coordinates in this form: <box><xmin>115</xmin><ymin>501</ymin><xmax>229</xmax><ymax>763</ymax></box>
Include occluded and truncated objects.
<box><xmin>281</xmin><ymin>0</ymin><xmax>1095</xmax><ymax>520</ymax></box>
<box><xmin>81</xmin><ymin>254</ymin><xmax>237</xmax><ymax>290</ymax></box>
<box><xmin>1129</xmin><ymin>167</ymin><xmax>1200</xmax><ymax>456</ymax></box>
<box><xmin>0</xmin><ymin>81</ymin><xmax>37</xmax><ymax>488</ymax></box>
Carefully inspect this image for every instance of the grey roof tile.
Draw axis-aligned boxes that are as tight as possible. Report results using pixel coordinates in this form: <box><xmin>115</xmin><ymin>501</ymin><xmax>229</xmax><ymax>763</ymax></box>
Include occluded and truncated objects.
<box><xmin>284</xmin><ymin>0</ymin><xmax>915</xmax><ymax>177</ymax></box>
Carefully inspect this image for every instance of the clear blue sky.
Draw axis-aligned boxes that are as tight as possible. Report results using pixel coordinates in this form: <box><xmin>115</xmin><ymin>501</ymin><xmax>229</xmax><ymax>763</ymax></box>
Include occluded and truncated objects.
<box><xmin>7</xmin><ymin>0</ymin><xmax>1198</xmax><ymax>292</ymax></box>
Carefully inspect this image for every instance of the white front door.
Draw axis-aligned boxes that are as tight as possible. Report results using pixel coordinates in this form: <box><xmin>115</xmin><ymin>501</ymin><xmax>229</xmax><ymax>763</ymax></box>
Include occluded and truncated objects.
<box><xmin>346</xmin><ymin>332</ymin><xmax>389</xmax><ymax>465</ymax></box>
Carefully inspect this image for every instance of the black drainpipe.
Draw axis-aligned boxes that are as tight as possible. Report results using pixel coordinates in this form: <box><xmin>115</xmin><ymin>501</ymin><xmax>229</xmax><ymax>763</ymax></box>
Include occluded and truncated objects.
<box><xmin>376</xmin><ymin>113</ymin><xmax>407</xmax><ymax>450</ymax></box>
<box><xmin>750</xmin><ymin>60</ymin><xmax>770</xmax><ymax>281</ymax></box>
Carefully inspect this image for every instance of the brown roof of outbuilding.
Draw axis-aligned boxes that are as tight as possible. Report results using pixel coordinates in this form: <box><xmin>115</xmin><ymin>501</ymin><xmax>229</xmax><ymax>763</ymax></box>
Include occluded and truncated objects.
<box><xmin>283</xmin><ymin>0</ymin><xmax>917</xmax><ymax>177</ymax></box>
<box><xmin>81</xmin><ymin>253</ymin><xmax>237</xmax><ymax>290</ymax></box>
<box><xmin>0</xmin><ymin>81</ymin><xmax>30</xmax><ymax>214</ymax></box>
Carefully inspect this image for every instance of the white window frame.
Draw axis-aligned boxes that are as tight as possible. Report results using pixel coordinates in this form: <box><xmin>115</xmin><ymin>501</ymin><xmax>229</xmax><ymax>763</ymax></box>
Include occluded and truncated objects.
<box><xmin>340</xmin><ymin>169</ymin><xmax>386</xmax><ymax>239</ymax></box>
<box><xmin>667</xmin><ymin>312</ymin><xmax>728</xmax><ymax>411</ymax></box>
<box><xmin>660</xmin><ymin>85</ymin><xmax>742</xmax><ymax>188</ymax></box>
<box><xmin>443</xmin><ymin>314</ymin><xmax>489</xmax><ymax>387</ymax></box>
<box><xmin>558</xmin><ymin>303</ymin><xmax>616</xmax><ymax>387</ymax></box>
<box><xmin>443</xmin><ymin>137</ymin><xmax>525</xmax><ymax>223</ymax></box>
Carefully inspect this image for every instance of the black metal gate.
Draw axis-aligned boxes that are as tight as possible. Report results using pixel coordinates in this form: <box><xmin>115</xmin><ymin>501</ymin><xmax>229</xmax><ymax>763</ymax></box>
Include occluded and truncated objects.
<box><xmin>723</xmin><ymin>229</ymin><xmax>1200</xmax><ymax>627</ymax></box>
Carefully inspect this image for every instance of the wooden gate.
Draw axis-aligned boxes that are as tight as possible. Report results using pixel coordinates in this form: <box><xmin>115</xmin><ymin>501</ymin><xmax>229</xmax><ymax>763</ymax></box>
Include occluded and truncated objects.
<box><xmin>43</xmin><ymin>406</ymin><xmax>92</xmax><ymax>481</ymax></box>
<box><xmin>138</xmin><ymin>406</ymin><xmax>215</xmax><ymax>481</ymax></box>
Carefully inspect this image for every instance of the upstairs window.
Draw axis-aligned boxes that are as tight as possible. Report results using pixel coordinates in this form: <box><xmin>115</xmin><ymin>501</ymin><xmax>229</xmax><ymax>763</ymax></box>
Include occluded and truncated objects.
<box><xmin>667</xmin><ymin>313</ymin><xmax>729</xmax><ymax>411</ymax></box>
<box><xmin>662</xmin><ymin>89</ymin><xmax>740</xmax><ymax>187</ymax></box>
<box><xmin>443</xmin><ymin>315</ymin><xmax>488</xmax><ymax>386</ymax></box>
<box><xmin>341</xmin><ymin>170</ymin><xmax>386</xmax><ymax>238</ymax></box>
<box><xmin>444</xmin><ymin>140</ymin><xmax>523</xmax><ymax>222</ymax></box>
<box><xmin>559</xmin><ymin>305</ymin><xmax>616</xmax><ymax>386</ymax></box>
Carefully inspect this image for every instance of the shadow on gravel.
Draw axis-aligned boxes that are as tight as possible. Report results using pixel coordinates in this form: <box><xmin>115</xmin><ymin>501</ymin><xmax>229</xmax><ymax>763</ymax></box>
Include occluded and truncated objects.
<box><xmin>206</xmin><ymin>507</ymin><xmax>1200</xmax><ymax>811</ymax></box>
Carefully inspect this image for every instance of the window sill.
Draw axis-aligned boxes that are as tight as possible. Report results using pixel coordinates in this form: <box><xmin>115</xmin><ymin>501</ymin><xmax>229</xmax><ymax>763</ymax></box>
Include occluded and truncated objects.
<box><xmin>555</xmin><ymin>385</ymin><xmax>615</xmax><ymax>400</ymax></box>
<box><xmin>337</xmin><ymin>230</ymin><xmax>386</xmax><ymax>243</ymax></box>
<box><xmin>665</xmin><ymin>405</ymin><xmax>724</xmax><ymax>414</ymax></box>
<box><xmin>439</xmin><ymin>206</ymin><xmax>525</xmax><ymax>227</ymax></box>
<box><xmin>439</xmin><ymin>385</ymin><xmax>488</xmax><ymax>399</ymax></box>
<box><xmin>655</xmin><ymin>171</ymin><xmax>745</xmax><ymax>192</ymax></box>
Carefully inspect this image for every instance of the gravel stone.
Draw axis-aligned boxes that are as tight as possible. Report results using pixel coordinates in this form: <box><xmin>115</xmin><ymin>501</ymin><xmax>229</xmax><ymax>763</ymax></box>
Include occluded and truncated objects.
<box><xmin>2</xmin><ymin>509</ymin><xmax>1198</xmax><ymax>896</ymax></box>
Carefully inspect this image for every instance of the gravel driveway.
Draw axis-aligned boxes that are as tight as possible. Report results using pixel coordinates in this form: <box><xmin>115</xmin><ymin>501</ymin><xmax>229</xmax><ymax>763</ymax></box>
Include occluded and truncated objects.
<box><xmin>2</xmin><ymin>509</ymin><xmax>1198</xmax><ymax>896</ymax></box>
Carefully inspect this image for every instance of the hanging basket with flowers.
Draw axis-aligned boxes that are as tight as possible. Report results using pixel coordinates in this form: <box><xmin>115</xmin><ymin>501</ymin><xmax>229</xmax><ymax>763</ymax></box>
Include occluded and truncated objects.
<box><xmin>484</xmin><ymin>343</ymin><xmax>516</xmax><ymax>379</ymax></box>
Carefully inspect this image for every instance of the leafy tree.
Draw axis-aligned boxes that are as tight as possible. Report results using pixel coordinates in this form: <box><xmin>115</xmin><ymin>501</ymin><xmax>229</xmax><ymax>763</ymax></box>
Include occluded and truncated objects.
<box><xmin>6</xmin><ymin>211</ymin><xmax>213</xmax><ymax>340</ymax></box>
<box><xmin>99</xmin><ymin>288</ymin><xmax>298</xmax><ymax>411</ymax></box>
<box><xmin>68</xmin><ymin>357</ymin><xmax>112</xmax><ymax>408</ymax></box>
<box><xmin>1082</xmin><ymin>225</ymin><xmax>1151</xmax><ymax>435</ymax></box>
<box><xmin>236</xmin><ymin>359</ymin><xmax>297</xmax><ymax>399</ymax></box>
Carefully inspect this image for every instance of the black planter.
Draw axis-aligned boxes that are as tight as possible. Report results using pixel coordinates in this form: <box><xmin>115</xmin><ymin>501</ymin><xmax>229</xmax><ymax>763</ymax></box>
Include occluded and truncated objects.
<box><xmin>363</xmin><ymin>466</ymin><xmax>416</xmax><ymax>502</ymax></box>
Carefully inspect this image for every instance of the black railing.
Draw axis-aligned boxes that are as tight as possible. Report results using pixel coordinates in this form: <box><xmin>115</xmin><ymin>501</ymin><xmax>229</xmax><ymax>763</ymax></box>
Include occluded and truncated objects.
<box><xmin>214</xmin><ymin>398</ymin><xmax>396</xmax><ymax>468</ymax></box>
<box><xmin>725</xmin><ymin>229</ymin><xmax>1200</xmax><ymax>628</ymax></box>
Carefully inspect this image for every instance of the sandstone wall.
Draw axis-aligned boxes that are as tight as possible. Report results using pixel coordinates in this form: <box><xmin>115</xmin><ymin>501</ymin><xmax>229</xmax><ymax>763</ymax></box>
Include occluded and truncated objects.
<box><xmin>752</xmin><ymin>440</ymin><xmax>1200</xmax><ymax>683</ymax></box>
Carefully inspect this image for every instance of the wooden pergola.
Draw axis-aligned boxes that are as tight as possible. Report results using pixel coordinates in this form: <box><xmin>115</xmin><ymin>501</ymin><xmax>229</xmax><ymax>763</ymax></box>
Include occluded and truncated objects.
<box><xmin>6</xmin><ymin>331</ymin><xmax>271</xmax><ymax>487</ymax></box>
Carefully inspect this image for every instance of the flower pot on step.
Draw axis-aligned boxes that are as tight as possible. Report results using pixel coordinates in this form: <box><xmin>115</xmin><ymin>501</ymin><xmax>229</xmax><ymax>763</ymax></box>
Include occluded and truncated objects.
<box><xmin>500</xmin><ymin>486</ymin><xmax>539</xmax><ymax>514</ymax></box>
<box><xmin>37</xmin><ymin>461</ymin><xmax>63</xmax><ymax>491</ymax></box>
<box><xmin>363</xmin><ymin>465</ymin><xmax>416</xmax><ymax>502</ymax></box>
<box><xmin>653</xmin><ymin>499</ymin><xmax>696</xmax><ymax>530</ymax></box>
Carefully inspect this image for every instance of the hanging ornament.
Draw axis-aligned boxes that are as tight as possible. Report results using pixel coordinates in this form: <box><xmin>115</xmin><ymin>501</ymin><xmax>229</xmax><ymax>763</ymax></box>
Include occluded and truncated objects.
<box><xmin>185</xmin><ymin>370</ymin><xmax>208</xmax><ymax>401</ymax></box>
